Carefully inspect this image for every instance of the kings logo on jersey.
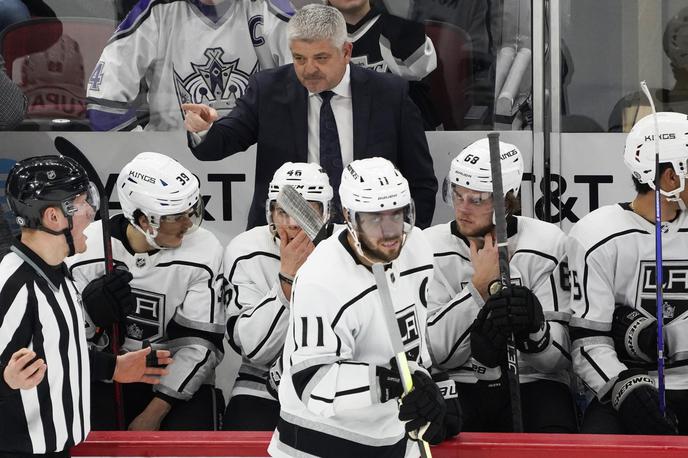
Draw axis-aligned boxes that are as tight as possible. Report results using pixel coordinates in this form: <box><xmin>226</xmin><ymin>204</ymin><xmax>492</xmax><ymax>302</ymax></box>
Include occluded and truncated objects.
<box><xmin>636</xmin><ymin>260</ymin><xmax>688</xmax><ymax>324</ymax></box>
<box><xmin>173</xmin><ymin>47</ymin><xmax>254</xmax><ymax>118</ymax></box>
<box><xmin>125</xmin><ymin>288</ymin><xmax>166</xmax><ymax>342</ymax></box>
<box><xmin>396</xmin><ymin>304</ymin><xmax>420</xmax><ymax>360</ymax></box>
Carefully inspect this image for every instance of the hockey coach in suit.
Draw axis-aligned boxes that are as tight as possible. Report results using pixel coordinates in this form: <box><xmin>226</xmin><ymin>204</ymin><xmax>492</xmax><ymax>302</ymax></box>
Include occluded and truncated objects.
<box><xmin>183</xmin><ymin>4</ymin><xmax>438</xmax><ymax>230</ymax></box>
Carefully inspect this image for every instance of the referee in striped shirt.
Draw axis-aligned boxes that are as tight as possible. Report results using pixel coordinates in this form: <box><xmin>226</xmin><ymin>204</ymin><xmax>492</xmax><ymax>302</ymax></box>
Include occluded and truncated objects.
<box><xmin>0</xmin><ymin>155</ymin><xmax>172</xmax><ymax>457</ymax></box>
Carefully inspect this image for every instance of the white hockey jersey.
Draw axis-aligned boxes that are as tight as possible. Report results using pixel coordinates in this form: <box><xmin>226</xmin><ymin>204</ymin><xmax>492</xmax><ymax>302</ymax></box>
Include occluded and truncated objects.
<box><xmin>224</xmin><ymin>224</ymin><xmax>342</xmax><ymax>401</ymax></box>
<box><xmin>568</xmin><ymin>203</ymin><xmax>688</xmax><ymax>399</ymax></box>
<box><xmin>66</xmin><ymin>215</ymin><xmax>226</xmax><ymax>401</ymax></box>
<box><xmin>425</xmin><ymin>217</ymin><xmax>572</xmax><ymax>386</ymax></box>
<box><xmin>268</xmin><ymin>228</ymin><xmax>434</xmax><ymax>458</ymax></box>
<box><xmin>86</xmin><ymin>0</ymin><xmax>293</xmax><ymax>131</ymax></box>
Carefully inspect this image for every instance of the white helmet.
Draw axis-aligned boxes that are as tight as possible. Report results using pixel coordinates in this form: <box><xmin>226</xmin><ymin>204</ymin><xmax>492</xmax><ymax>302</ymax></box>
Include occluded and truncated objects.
<box><xmin>623</xmin><ymin>112</ymin><xmax>688</xmax><ymax>200</ymax></box>
<box><xmin>663</xmin><ymin>7</ymin><xmax>688</xmax><ymax>70</ymax></box>
<box><xmin>117</xmin><ymin>152</ymin><xmax>203</xmax><ymax>249</ymax></box>
<box><xmin>339</xmin><ymin>157</ymin><xmax>415</xmax><ymax>259</ymax></box>
<box><xmin>266</xmin><ymin>162</ymin><xmax>333</xmax><ymax>225</ymax></box>
<box><xmin>443</xmin><ymin>138</ymin><xmax>524</xmax><ymax>204</ymax></box>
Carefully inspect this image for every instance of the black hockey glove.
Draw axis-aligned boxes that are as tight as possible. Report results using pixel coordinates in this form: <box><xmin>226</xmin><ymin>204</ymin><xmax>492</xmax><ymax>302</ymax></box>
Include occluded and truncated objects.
<box><xmin>485</xmin><ymin>285</ymin><xmax>544</xmax><ymax>337</ymax></box>
<box><xmin>399</xmin><ymin>370</ymin><xmax>447</xmax><ymax>445</ymax></box>
<box><xmin>376</xmin><ymin>364</ymin><xmax>404</xmax><ymax>403</ymax></box>
<box><xmin>611</xmin><ymin>369</ymin><xmax>678</xmax><ymax>435</ymax></box>
<box><xmin>266</xmin><ymin>356</ymin><xmax>283</xmax><ymax>400</ymax></box>
<box><xmin>470</xmin><ymin>305</ymin><xmax>507</xmax><ymax>377</ymax></box>
<box><xmin>611</xmin><ymin>305</ymin><xmax>658</xmax><ymax>363</ymax></box>
<box><xmin>81</xmin><ymin>269</ymin><xmax>135</xmax><ymax>328</ymax></box>
<box><xmin>426</xmin><ymin>372</ymin><xmax>462</xmax><ymax>443</ymax></box>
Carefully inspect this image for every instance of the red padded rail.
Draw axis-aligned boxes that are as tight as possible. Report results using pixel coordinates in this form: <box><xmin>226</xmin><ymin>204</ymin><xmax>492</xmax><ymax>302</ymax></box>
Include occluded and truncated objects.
<box><xmin>72</xmin><ymin>431</ymin><xmax>688</xmax><ymax>457</ymax></box>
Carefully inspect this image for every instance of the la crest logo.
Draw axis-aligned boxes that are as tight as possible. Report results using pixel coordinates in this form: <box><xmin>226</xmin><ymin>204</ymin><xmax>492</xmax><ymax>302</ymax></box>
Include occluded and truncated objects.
<box><xmin>174</xmin><ymin>47</ymin><xmax>254</xmax><ymax>117</ymax></box>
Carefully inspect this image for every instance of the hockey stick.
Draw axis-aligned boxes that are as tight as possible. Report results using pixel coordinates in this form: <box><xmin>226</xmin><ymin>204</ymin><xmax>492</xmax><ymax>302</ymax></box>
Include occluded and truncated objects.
<box><xmin>275</xmin><ymin>184</ymin><xmax>329</xmax><ymax>245</ymax></box>
<box><xmin>487</xmin><ymin>132</ymin><xmax>523</xmax><ymax>432</ymax></box>
<box><xmin>372</xmin><ymin>263</ymin><xmax>432</xmax><ymax>458</ymax></box>
<box><xmin>53</xmin><ymin>136</ymin><xmax>125</xmax><ymax>430</ymax></box>
<box><xmin>639</xmin><ymin>81</ymin><xmax>666</xmax><ymax>416</ymax></box>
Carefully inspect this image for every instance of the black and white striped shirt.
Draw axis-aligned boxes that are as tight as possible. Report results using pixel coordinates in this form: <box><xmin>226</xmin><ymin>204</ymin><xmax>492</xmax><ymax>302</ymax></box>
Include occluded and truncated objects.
<box><xmin>0</xmin><ymin>240</ymin><xmax>113</xmax><ymax>454</ymax></box>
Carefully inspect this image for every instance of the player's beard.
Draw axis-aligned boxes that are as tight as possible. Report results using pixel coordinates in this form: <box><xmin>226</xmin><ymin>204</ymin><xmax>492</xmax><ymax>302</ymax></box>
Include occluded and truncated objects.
<box><xmin>457</xmin><ymin>219</ymin><xmax>494</xmax><ymax>238</ymax></box>
<box><xmin>359</xmin><ymin>234</ymin><xmax>403</xmax><ymax>263</ymax></box>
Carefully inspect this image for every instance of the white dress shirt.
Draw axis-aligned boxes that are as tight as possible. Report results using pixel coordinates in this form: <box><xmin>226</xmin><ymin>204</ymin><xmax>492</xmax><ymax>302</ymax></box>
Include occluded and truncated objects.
<box><xmin>306</xmin><ymin>65</ymin><xmax>354</xmax><ymax>167</ymax></box>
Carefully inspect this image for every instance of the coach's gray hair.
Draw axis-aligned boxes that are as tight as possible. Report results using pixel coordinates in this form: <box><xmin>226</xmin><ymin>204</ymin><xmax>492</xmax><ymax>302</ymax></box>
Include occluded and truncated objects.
<box><xmin>287</xmin><ymin>4</ymin><xmax>348</xmax><ymax>49</ymax></box>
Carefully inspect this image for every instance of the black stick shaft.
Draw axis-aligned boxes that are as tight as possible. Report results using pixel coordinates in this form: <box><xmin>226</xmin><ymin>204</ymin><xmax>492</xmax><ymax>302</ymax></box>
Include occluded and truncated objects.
<box><xmin>53</xmin><ymin>136</ymin><xmax>125</xmax><ymax>430</ymax></box>
<box><xmin>487</xmin><ymin>132</ymin><xmax>523</xmax><ymax>432</ymax></box>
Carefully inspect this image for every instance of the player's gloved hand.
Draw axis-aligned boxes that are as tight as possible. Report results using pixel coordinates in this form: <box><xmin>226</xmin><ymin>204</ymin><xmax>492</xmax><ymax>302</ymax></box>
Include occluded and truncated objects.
<box><xmin>611</xmin><ymin>305</ymin><xmax>658</xmax><ymax>363</ymax></box>
<box><xmin>82</xmin><ymin>268</ymin><xmax>135</xmax><ymax>328</ymax></box>
<box><xmin>427</xmin><ymin>372</ymin><xmax>462</xmax><ymax>443</ymax></box>
<box><xmin>611</xmin><ymin>369</ymin><xmax>678</xmax><ymax>435</ymax></box>
<box><xmin>485</xmin><ymin>285</ymin><xmax>544</xmax><ymax>337</ymax></box>
<box><xmin>470</xmin><ymin>305</ymin><xmax>507</xmax><ymax>377</ymax></box>
<box><xmin>376</xmin><ymin>363</ymin><xmax>405</xmax><ymax>403</ymax></box>
<box><xmin>399</xmin><ymin>370</ymin><xmax>447</xmax><ymax>445</ymax></box>
<box><xmin>266</xmin><ymin>356</ymin><xmax>283</xmax><ymax>400</ymax></box>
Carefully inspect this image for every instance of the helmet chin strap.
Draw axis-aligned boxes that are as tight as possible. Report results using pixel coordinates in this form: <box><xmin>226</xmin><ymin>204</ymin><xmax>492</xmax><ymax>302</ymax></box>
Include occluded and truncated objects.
<box><xmin>40</xmin><ymin>215</ymin><xmax>77</xmax><ymax>256</ymax></box>
<box><xmin>132</xmin><ymin>223</ymin><xmax>170</xmax><ymax>250</ymax></box>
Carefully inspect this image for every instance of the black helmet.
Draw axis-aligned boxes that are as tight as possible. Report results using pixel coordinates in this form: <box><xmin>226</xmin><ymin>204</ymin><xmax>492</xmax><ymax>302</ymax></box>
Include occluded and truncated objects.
<box><xmin>6</xmin><ymin>155</ymin><xmax>94</xmax><ymax>229</ymax></box>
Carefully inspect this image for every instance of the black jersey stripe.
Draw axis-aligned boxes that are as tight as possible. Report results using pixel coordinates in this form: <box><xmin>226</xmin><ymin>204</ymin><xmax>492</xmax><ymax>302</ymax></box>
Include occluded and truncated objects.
<box><xmin>246</xmin><ymin>305</ymin><xmax>286</xmax><ymax>359</ymax></box>
<box><xmin>549</xmin><ymin>273</ymin><xmax>559</xmax><ymax>312</ymax></box>
<box><xmin>228</xmin><ymin>251</ymin><xmax>280</xmax><ymax>282</ymax></box>
<box><xmin>438</xmin><ymin>326</ymin><xmax>471</xmax><ymax>366</ymax></box>
<box><xmin>511</xmin><ymin>249</ymin><xmax>558</xmax><ymax>265</ymax></box>
<box><xmin>552</xmin><ymin>339</ymin><xmax>571</xmax><ymax>361</ymax></box>
<box><xmin>63</xmin><ymin>279</ymin><xmax>86</xmax><ymax>442</ymax></box>
<box><xmin>335</xmin><ymin>386</ymin><xmax>370</xmax><ymax>397</ymax></box>
<box><xmin>427</xmin><ymin>293</ymin><xmax>471</xmax><ymax>326</ymax></box>
<box><xmin>178</xmin><ymin>349</ymin><xmax>211</xmax><ymax>393</ymax></box>
<box><xmin>581</xmin><ymin>229</ymin><xmax>649</xmax><ymax>318</ymax></box>
<box><xmin>157</xmin><ymin>260</ymin><xmax>217</xmax><ymax>324</ymax></box>
<box><xmin>332</xmin><ymin>284</ymin><xmax>377</xmax><ymax>328</ymax></box>
<box><xmin>580</xmin><ymin>346</ymin><xmax>609</xmax><ymax>383</ymax></box>
<box><xmin>434</xmin><ymin>251</ymin><xmax>470</xmax><ymax>262</ymax></box>
<box><xmin>399</xmin><ymin>264</ymin><xmax>433</xmax><ymax>277</ymax></box>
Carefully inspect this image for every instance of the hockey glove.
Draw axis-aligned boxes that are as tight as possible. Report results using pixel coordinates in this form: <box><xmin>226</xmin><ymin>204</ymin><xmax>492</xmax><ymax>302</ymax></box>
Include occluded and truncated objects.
<box><xmin>470</xmin><ymin>305</ymin><xmax>507</xmax><ymax>379</ymax></box>
<box><xmin>266</xmin><ymin>356</ymin><xmax>283</xmax><ymax>400</ymax></box>
<box><xmin>611</xmin><ymin>305</ymin><xmax>658</xmax><ymax>363</ymax></box>
<box><xmin>399</xmin><ymin>370</ymin><xmax>447</xmax><ymax>445</ymax></box>
<box><xmin>611</xmin><ymin>369</ymin><xmax>678</xmax><ymax>435</ymax></box>
<box><xmin>376</xmin><ymin>364</ymin><xmax>405</xmax><ymax>403</ymax></box>
<box><xmin>426</xmin><ymin>372</ymin><xmax>462</xmax><ymax>443</ymax></box>
<box><xmin>486</xmin><ymin>285</ymin><xmax>544</xmax><ymax>337</ymax></box>
<box><xmin>82</xmin><ymin>268</ymin><xmax>135</xmax><ymax>328</ymax></box>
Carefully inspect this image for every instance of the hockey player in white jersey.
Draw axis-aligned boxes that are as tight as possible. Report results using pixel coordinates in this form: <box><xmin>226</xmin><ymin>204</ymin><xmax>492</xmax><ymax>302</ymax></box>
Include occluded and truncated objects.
<box><xmin>268</xmin><ymin>157</ymin><xmax>460</xmax><ymax>458</ymax></box>
<box><xmin>86</xmin><ymin>0</ymin><xmax>293</xmax><ymax>131</ymax></box>
<box><xmin>223</xmin><ymin>162</ymin><xmax>339</xmax><ymax>431</ymax></box>
<box><xmin>67</xmin><ymin>152</ymin><xmax>225</xmax><ymax>430</ymax></box>
<box><xmin>568</xmin><ymin>112</ymin><xmax>688</xmax><ymax>435</ymax></box>
<box><xmin>328</xmin><ymin>0</ymin><xmax>439</xmax><ymax>129</ymax></box>
<box><xmin>425</xmin><ymin>138</ymin><xmax>577</xmax><ymax>433</ymax></box>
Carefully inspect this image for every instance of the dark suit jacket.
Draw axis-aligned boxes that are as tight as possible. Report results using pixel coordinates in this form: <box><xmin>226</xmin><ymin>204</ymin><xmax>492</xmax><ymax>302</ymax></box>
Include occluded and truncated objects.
<box><xmin>189</xmin><ymin>63</ymin><xmax>438</xmax><ymax>229</ymax></box>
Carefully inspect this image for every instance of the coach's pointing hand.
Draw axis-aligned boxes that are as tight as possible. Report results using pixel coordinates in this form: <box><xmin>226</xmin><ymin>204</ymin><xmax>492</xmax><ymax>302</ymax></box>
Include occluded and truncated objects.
<box><xmin>182</xmin><ymin>103</ymin><xmax>218</xmax><ymax>132</ymax></box>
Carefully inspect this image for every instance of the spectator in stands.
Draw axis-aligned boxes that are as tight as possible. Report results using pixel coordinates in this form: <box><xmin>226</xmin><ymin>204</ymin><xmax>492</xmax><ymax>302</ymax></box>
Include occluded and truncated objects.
<box><xmin>0</xmin><ymin>55</ymin><xmax>27</xmax><ymax>130</ymax></box>
<box><xmin>328</xmin><ymin>0</ymin><xmax>440</xmax><ymax>129</ymax></box>
<box><xmin>183</xmin><ymin>4</ymin><xmax>437</xmax><ymax>230</ymax></box>
<box><xmin>86</xmin><ymin>0</ymin><xmax>293</xmax><ymax>131</ymax></box>
<box><xmin>223</xmin><ymin>162</ymin><xmax>338</xmax><ymax>431</ymax></box>
<box><xmin>67</xmin><ymin>153</ymin><xmax>225</xmax><ymax>431</ymax></box>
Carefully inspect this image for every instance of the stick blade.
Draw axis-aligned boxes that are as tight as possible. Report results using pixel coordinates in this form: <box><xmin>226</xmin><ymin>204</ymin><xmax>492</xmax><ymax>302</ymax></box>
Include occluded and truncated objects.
<box><xmin>276</xmin><ymin>185</ymin><xmax>324</xmax><ymax>242</ymax></box>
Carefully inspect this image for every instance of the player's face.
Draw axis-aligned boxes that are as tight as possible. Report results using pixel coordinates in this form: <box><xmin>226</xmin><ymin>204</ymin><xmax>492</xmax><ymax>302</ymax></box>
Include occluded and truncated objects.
<box><xmin>271</xmin><ymin>201</ymin><xmax>323</xmax><ymax>242</ymax></box>
<box><xmin>290</xmin><ymin>38</ymin><xmax>352</xmax><ymax>94</ymax></box>
<box><xmin>355</xmin><ymin>208</ymin><xmax>405</xmax><ymax>262</ymax></box>
<box><xmin>452</xmin><ymin>185</ymin><xmax>495</xmax><ymax>237</ymax></box>
<box><xmin>68</xmin><ymin>194</ymin><xmax>97</xmax><ymax>254</ymax></box>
